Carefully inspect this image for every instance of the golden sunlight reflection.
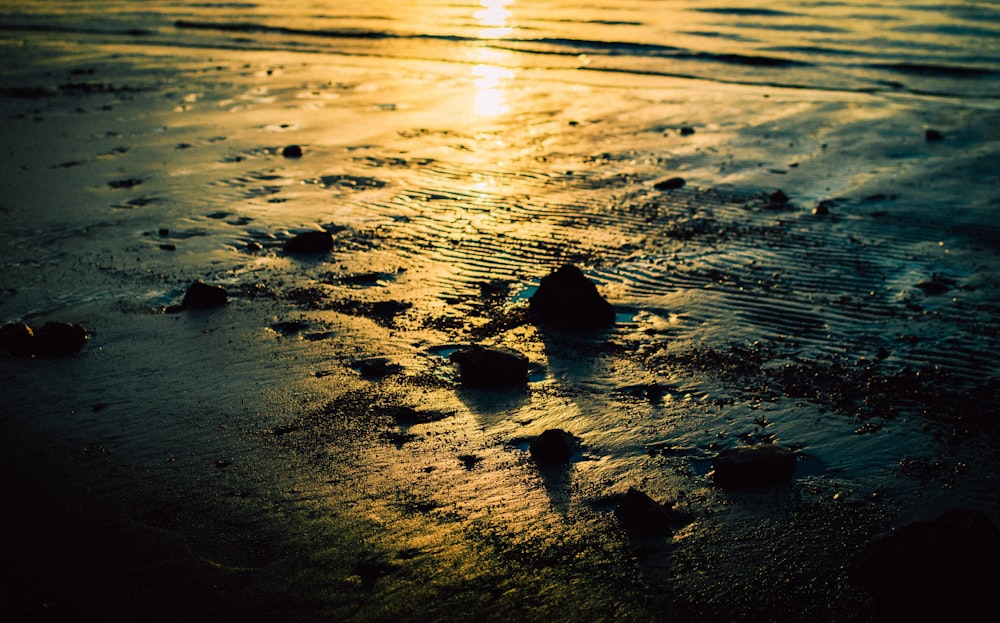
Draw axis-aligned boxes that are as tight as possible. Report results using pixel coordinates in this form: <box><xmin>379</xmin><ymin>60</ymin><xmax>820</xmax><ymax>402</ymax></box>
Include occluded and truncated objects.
<box><xmin>476</xmin><ymin>0</ymin><xmax>514</xmax><ymax>39</ymax></box>
<box><xmin>472</xmin><ymin>62</ymin><xmax>514</xmax><ymax>116</ymax></box>
<box><xmin>470</xmin><ymin>3</ymin><xmax>516</xmax><ymax>116</ymax></box>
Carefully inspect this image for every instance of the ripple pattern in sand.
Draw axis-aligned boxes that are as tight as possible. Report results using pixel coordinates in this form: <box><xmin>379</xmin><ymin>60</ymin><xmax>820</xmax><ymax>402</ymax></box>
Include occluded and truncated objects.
<box><xmin>328</xmin><ymin>157</ymin><xmax>1000</xmax><ymax>384</ymax></box>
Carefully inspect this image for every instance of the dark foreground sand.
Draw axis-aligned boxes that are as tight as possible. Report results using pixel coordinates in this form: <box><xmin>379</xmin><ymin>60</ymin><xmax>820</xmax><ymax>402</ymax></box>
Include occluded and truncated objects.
<box><xmin>2</xmin><ymin>31</ymin><xmax>999</xmax><ymax>622</ymax></box>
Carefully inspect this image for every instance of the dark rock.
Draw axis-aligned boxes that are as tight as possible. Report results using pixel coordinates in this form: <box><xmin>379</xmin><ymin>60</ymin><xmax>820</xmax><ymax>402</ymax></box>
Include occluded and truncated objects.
<box><xmin>678</xmin><ymin>126</ymin><xmax>696</xmax><ymax>136</ymax></box>
<box><xmin>182</xmin><ymin>280</ymin><xmax>228</xmax><ymax>309</ymax></box>
<box><xmin>813</xmin><ymin>200</ymin><xmax>835</xmax><ymax>215</ymax></box>
<box><xmin>925</xmin><ymin>129</ymin><xmax>944</xmax><ymax>142</ymax></box>
<box><xmin>32</xmin><ymin>322</ymin><xmax>88</xmax><ymax>356</ymax></box>
<box><xmin>614</xmin><ymin>487</ymin><xmax>673</xmax><ymax>538</ymax></box>
<box><xmin>450</xmin><ymin>344</ymin><xmax>528</xmax><ymax>387</ymax></box>
<box><xmin>849</xmin><ymin>509</ymin><xmax>1000</xmax><ymax>619</ymax></box>
<box><xmin>529</xmin><ymin>264</ymin><xmax>615</xmax><ymax>331</ymax></box>
<box><xmin>0</xmin><ymin>322</ymin><xmax>35</xmax><ymax>356</ymax></box>
<box><xmin>529</xmin><ymin>428</ymin><xmax>578</xmax><ymax>464</ymax></box>
<box><xmin>766</xmin><ymin>189</ymin><xmax>791</xmax><ymax>209</ymax></box>
<box><xmin>654</xmin><ymin>177</ymin><xmax>686</xmax><ymax>191</ymax></box>
<box><xmin>284</xmin><ymin>230</ymin><xmax>333</xmax><ymax>255</ymax></box>
<box><xmin>282</xmin><ymin>144</ymin><xmax>303</xmax><ymax>158</ymax></box>
<box><xmin>711</xmin><ymin>444</ymin><xmax>797</xmax><ymax>488</ymax></box>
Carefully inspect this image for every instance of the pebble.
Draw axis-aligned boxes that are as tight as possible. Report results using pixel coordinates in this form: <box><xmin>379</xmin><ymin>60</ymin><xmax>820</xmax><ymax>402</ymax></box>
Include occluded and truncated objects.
<box><xmin>284</xmin><ymin>230</ymin><xmax>333</xmax><ymax>255</ymax></box>
<box><xmin>282</xmin><ymin>144</ymin><xmax>303</xmax><ymax>158</ymax></box>
<box><xmin>181</xmin><ymin>280</ymin><xmax>228</xmax><ymax>309</ymax></box>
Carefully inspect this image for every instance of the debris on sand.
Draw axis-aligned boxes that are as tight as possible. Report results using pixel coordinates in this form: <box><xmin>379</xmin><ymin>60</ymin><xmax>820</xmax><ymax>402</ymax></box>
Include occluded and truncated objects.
<box><xmin>181</xmin><ymin>280</ymin><xmax>228</xmax><ymax>309</ymax></box>
<box><xmin>529</xmin><ymin>428</ymin><xmax>578</xmax><ymax>464</ymax></box>
<box><xmin>1</xmin><ymin>321</ymin><xmax>88</xmax><ymax>357</ymax></box>
<box><xmin>450</xmin><ymin>344</ymin><xmax>529</xmax><ymax>387</ymax></box>
<box><xmin>710</xmin><ymin>444</ymin><xmax>797</xmax><ymax>488</ymax></box>
<box><xmin>281</xmin><ymin>144</ymin><xmax>303</xmax><ymax>158</ymax></box>
<box><xmin>529</xmin><ymin>264</ymin><xmax>615</xmax><ymax>331</ymax></box>
<box><xmin>284</xmin><ymin>230</ymin><xmax>333</xmax><ymax>255</ymax></box>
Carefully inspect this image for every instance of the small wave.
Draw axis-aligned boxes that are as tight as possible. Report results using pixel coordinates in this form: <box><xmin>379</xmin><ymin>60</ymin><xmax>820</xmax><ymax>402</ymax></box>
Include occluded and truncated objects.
<box><xmin>695</xmin><ymin>8</ymin><xmax>794</xmax><ymax>17</ymax></box>
<box><xmin>873</xmin><ymin>62</ymin><xmax>997</xmax><ymax>78</ymax></box>
<box><xmin>0</xmin><ymin>23</ymin><xmax>152</xmax><ymax>37</ymax></box>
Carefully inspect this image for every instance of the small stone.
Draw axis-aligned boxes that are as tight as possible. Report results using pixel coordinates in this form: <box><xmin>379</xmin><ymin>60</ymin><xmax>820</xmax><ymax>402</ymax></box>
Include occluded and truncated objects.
<box><xmin>182</xmin><ymin>280</ymin><xmax>228</xmax><ymax>309</ymax></box>
<box><xmin>529</xmin><ymin>428</ymin><xmax>578</xmax><ymax>464</ymax></box>
<box><xmin>529</xmin><ymin>264</ymin><xmax>615</xmax><ymax>331</ymax></box>
<box><xmin>925</xmin><ymin>129</ymin><xmax>944</xmax><ymax>142</ymax></box>
<box><xmin>284</xmin><ymin>230</ymin><xmax>333</xmax><ymax>255</ymax></box>
<box><xmin>813</xmin><ymin>200</ymin><xmax>834</xmax><ymax>215</ymax></box>
<box><xmin>450</xmin><ymin>345</ymin><xmax>528</xmax><ymax>387</ymax></box>
<box><xmin>654</xmin><ymin>177</ymin><xmax>686</xmax><ymax>191</ymax></box>
<box><xmin>768</xmin><ymin>189</ymin><xmax>790</xmax><ymax>207</ymax></box>
<box><xmin>0</xmin><ymin>322</ymin><xmax>35</xmax><ymax>356</ymax></box>
<box><xmin>33</xmin><ymin>322</ymin><xmax>88</xmax><ymax>356</ymax></box>
<box><xmin>614</xmin><ymin>487</ymin><xmax>673</xmax><ymax>538</ymax></box>
<box><xmin>711</xmin><ymin>444</ymin><xmax>797</xmax><ymax>488</ymax></box>
<box><xmin>678</xmin><ymin>126</ymin><xmax>696</xmax><ymax>136</ymax></box>
<box><xmin>282</xmin><ymin>144</ymin><xmax>303</xmax><ymax>158</ymax></box>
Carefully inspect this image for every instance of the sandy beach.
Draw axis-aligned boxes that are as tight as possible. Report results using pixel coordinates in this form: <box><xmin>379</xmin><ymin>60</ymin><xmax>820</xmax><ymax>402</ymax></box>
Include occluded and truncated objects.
<box><xmin>2</xmin><ymin>3</ymin><xmax>1000</xmax><ymax>621</ymax></box>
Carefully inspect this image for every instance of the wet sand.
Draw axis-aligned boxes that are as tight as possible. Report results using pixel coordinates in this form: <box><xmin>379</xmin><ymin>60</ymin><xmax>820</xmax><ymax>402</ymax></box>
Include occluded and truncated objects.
<box><xmin>2</xmin><ymin>30</ymin><xmax>1000</xmax><ymax>622</ymax></box>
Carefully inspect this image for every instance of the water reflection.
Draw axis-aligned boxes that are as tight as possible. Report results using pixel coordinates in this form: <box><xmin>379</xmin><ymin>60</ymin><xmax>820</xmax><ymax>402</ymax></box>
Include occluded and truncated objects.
<box><xmin>476</xmin><ymin>0</ymin><xmax>514</xmax><ymax>39</ymax></box>
<box><xmin>472</xmin><ymin>60</ymin><xmax>514</xmax><ymax>116</ymax></box>
<box><xmin>473</xmin><ymin>1</ymin><xmax>516</xmax><ymax>116</ymax></box>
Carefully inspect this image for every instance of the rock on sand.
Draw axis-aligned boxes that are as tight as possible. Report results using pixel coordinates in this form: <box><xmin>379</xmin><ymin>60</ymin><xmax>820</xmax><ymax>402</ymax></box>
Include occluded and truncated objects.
<box><xmin>450</xmin><ymin>345</ymin><xmax>529</xmax><ymax>387</ymax></box>
<box><xmin>182</xmin><ymin>280</ymin><xmax>228</xmax><ymax>309</ymax></box>
<box><xmin>529</xmin><ymin>428</ymin><xmax>578</xmax><ymax>464</ymax></box>
<box><xmin>614</xmin><ymin>487</ymin><xmax>674</xmax><ymax>538</ymax></box>
<box><xmin>284</xmin><ymin>230</ymin><xmax>333</xmax><ymax>255</ymax></box>
<box><xmin>529</xmin><ymin>264</ymin><xmax>615</xmax><ymax>330</ymax></box>
<box><xmin>0</xmin><ymin>321</ymin><xmax>88</xmax><ymax>357</ymax></box>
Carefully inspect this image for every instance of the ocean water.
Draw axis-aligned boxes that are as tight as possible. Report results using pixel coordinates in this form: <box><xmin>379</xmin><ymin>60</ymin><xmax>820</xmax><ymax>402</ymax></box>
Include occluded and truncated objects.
<box><xmin>3</xmin><ymin>0</ymin><xmax>1000</xmax><ymax>97</ymax></box>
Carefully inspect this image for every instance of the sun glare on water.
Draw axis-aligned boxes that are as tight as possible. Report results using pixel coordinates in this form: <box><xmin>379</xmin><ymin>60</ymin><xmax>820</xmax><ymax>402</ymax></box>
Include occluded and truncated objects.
<box><xmin>476</xmin><ymin>0</ymin><xmax>514</xmax><ymax>39</ymax></box>
<box><xmin>472</xmin><ymin>1</ymin><xmax>517</xmax><ymax>116</ymax></box>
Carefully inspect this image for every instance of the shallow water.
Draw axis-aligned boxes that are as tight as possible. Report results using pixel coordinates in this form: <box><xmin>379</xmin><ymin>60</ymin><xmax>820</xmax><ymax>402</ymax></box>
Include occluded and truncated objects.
<box><xmin>1</xmin><ymin>2</ymin><xmax>999</xmax><ymax>622</ymax></box>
